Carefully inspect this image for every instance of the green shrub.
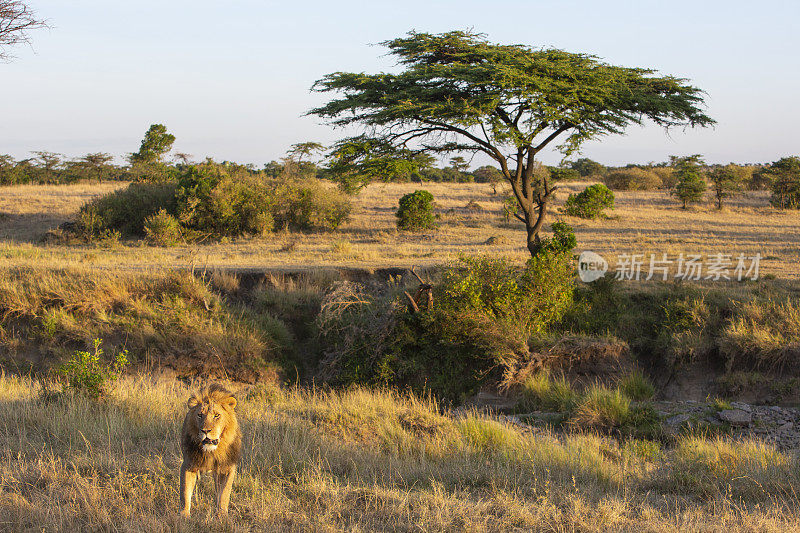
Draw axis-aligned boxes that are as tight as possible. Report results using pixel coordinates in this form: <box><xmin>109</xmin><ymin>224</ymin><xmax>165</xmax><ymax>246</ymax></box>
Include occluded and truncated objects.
<box><xmin>59</xmin><ymin>338</ymin><xmax>128</xmax><ymax>400</ymax></box>
<box><xmin>143</xmin><ymin>209</ymin><xmax>182</xmax><ymax>246</ymax></box>
<box><xmin>548</xmin><ymin>167</ymin><xmax>581</xmax><ymax>181</ymax></box>
<box><xmin>529</xmin><ymin>221</ymin><xmax>577</xmax><ymax>257</ymax></box>
<box><xmin>79</xmin><ymin>182</ymin><xmax>179</xmax><ymax>237</ymax></box>
<box><xmin>438</xmin><ymin>249</ymin><xmax>574</xmax><ymax>340</ymax></box>
<box><xmin>175</xmin><ymin>164</ymin><xmax>276</xmax><ymax>236</ymax></box>
<box><xmin>273</xmin><ymin>179</ymin><xmax>352</xmax><ymax>231</ymax></box>
<box><xmin>77</xmin><ymin>162</ymin><xmax>349</xmax><ymax>242</ymax></box>
<box><xmin>316</xmin><ymin>226</ymin><xmax>576</xmax><ymax>401</ymax></box>
<box><xmin>396</xmin><ymin>190</ymin><xmax>436</xmax><ymax>231</ymax></box>
<box><xmin>604</xmin><ymin>168</ymin><xmax>662</xmax><ymax>190</ymax></box>
<box><xmin>564</xmin><ymin>184</ymin><xmax>615</xmax><ymax>219</ymax></box>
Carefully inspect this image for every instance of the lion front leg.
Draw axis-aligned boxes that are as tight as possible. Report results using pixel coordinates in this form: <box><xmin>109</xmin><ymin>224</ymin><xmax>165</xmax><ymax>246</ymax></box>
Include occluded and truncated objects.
<box><xmin>214</xmin><ymin>464</ymin><xmax>236</xmax><ymax>516</ymax></box>
<box><xmin>180</xmin><ymin>464</ymin><xmax>198</xmax><ymax>517</ymax></box>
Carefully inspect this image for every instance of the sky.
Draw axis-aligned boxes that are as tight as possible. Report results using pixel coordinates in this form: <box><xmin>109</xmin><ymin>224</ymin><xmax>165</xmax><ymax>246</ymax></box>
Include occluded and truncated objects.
<box><xmin>1</xmin><ymin>0</ymin><xmax>798</xmax><ymax>167</ymax></box>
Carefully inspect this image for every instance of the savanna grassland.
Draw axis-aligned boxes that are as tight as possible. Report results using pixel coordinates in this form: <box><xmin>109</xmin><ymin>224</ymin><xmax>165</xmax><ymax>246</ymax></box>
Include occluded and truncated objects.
<box><xmin>2</xmin><ymin>373</ymin><xmax>800</xmax><ymax>532</ymax></box>
<box><xmin>1</xmin><ymin>178</ymin><xmax>800</xmax><ymax>532</ymax></box>
<box><xmin>1</xmin><ymin>180</ymin><xmax>798</xmax><ymax>278</ymax></box>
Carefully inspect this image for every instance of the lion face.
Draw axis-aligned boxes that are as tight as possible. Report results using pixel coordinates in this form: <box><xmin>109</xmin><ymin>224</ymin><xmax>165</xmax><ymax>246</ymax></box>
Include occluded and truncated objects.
<box><xmin>186</xmin><ymin>385</ymin><xmax>237</xmax><ymax>454</ymax></box>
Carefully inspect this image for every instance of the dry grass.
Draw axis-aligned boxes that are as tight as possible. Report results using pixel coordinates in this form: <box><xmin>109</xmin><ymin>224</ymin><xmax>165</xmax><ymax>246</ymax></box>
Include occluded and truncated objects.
<box><xmin>0</xmin><ymin>268</ymin><xmax>283</xmax><ymax>381</ymax></box>
<box><xmin>1</xmin><ymin>180</ymin><xmax>798</xmax><ymax>278</ymax></box>
<box><xmin>0</xmin><ymin>373</ymin><xmax>798</xmax><ymax>531</ymax></box>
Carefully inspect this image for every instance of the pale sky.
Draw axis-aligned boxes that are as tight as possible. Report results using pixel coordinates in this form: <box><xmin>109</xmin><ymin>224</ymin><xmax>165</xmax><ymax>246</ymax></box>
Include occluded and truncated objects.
<box><xmin>1</xmin><ymin>0</ymin><xmax>798</xmax><ymax>167</ymax></box>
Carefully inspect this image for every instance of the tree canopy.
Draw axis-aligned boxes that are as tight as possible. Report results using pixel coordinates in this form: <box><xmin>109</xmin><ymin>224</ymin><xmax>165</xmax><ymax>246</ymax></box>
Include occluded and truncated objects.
<box><xmin>671</xmin><ymin>154</ymin><xmax>707</xmax><ymax>208</ymax></box>
<box><xmin>768</xmin><ymin>156</ymin><xmax>800</xmax><ymax>209</ymax></box>
<box><xmin>131</xmin><ymin>124</ymin><xmax>175</xmax><ymax>164</ymax></box>
<box><xmin>310</xmin><ymin>30</ymin><xmax>714</xmax><ymax>255</ymax></box>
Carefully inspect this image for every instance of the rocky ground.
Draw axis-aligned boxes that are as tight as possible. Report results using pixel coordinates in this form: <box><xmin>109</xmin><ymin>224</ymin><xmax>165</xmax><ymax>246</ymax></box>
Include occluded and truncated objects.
<box><xmin>468</xmin><ymin>392</ymin><xmax>800</xmax><ymax>451</ymax></box>
<box><xmin>655</xmin><ymin>400</ymin><xmax>800</xmax><ymax>451</ymax></box>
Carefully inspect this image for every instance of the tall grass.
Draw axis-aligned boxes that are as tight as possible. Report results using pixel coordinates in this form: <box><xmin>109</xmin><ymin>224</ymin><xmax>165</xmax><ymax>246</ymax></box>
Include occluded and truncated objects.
<box><xmin>0</xmin><ymin>373</ymin><xmax>796</xmax><ymax>531</ymax></box>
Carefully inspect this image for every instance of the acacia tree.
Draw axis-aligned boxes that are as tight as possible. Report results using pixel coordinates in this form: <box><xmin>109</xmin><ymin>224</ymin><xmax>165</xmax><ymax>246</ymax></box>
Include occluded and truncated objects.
<box><xmin>449</xmin><ymin>156</ymin><xmax>469</xmax><ymax>172</ymax></box>
<box><xmin>671</xmin><ymin>154</ymin><xmax>707</xmax><ymax>208</ymax></box>
<box><xmin>0</xmin><ymin>1</ymin><xmax>47</xmax><ymax>61</ymax></box>
<box><xmin>311</xmin><ymin>31</ymin><xmax>714</xmax><ymax>256</ymax></box>
<box><xmin>287</xmin><ymin>141</ymin><xmax>324</xmax><ymax>162</ymax></box>
<box><xmin>708</xmin><ymin>163</ymin><xmax>745</xmax><ymax>209</ymax></box>
<box><xmin>768</xmin><ymin>156</ymin><xmax>800</xmax><ymax>209</ymax></box>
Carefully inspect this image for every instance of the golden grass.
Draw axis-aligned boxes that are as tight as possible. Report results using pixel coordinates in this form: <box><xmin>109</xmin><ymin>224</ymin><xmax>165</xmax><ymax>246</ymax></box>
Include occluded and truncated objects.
<box><xmin>0</xmin><ymin>373</ymin><xmax>798</xmax><ymax>531</ymax></box>
<box><xmin>1</xmin><ymin>180</ymin><xmax>798</xmax><ymax>279</ymax></box>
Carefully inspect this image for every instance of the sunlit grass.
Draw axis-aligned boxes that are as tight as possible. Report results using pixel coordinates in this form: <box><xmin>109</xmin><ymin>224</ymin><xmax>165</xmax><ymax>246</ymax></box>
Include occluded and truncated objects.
<box><xmin>0</xmin><ymin>374</ymin><xmax>797</xmax><ymax>531</ymax></box>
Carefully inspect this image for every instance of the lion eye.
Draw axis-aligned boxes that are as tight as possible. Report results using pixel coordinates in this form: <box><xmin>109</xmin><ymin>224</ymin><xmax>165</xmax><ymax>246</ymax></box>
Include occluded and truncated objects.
<box><xmin>214</xmin><ymin>413</ymin><xmax>220</xmax><ymax>419</ymax></box>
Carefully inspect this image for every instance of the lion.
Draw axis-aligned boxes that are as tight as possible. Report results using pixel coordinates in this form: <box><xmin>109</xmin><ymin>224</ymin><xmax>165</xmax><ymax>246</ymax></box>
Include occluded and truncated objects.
<box><xmin>179</xmin><ymin>383</ymin><xmax>242</xmax><ymax>517</ymax></box>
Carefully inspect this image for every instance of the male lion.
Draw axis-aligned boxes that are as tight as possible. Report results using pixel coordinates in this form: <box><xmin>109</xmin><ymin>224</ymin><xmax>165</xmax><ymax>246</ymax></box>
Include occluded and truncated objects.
<box><xmin>179</xmin><ymin>383</ymin><xmax>242</xmax><ymax>517</ymax></box>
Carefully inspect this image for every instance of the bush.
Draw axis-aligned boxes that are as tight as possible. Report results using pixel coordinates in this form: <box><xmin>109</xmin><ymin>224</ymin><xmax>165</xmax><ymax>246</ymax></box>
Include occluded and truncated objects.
<box><xmin>77</xmin><ymin>161</ymin><xmax>351</xmax><ymax>241</ymax></box>
<box><xmin>316</xmin><ymin>224</ymin><xmax>577</xmax><ymax>401</ymax></box>
<box><xmin>548</xmin><ymin>167</ymin><xmax>581</xmax><ymax>181</ymax></box>
<box><xmin>143</xmin><ymin>209</ymin><xmax>182</xmax><ymax>246</ymax></box>
<box><xmin>604</xmin><ymin>168</ymin><xmax>662</xmax><ymax>191</ymax></box>
<box><xmin>175</xmin><ymin>163</ymin><xmax>274</xmax><ymax>236</ymax></box>
<box><xmin>273</xmin><ymin>179</ymin><xmax>352</xmax><ymax>231</ymax></box>
<box><xmin>652</xmin><ymin>167</ymin><xmax>677</xmax><ymax>188</ymax></box>
<box><xmin>59</xmin><ymin>338</ymin><xmax>128</xmax><ymax>400</ymax></box>
<box><xmin>438</xmin><ymin>250</ymin><xmax>574</xmax><ymax>340</ymax></box>
<box><xmin>79</xmin><ymin>182</ymin><xmax>179</xmax><ymax>237</ymax></box>
<box><xmin>564</xmin><ymin>184</ymin><xmax>615</xmax><ymax>219</ymax></box>
<box><xmin>396</xmin><ymin>190</ymin><xmax>436</xmax><ymax>231</ymax></box>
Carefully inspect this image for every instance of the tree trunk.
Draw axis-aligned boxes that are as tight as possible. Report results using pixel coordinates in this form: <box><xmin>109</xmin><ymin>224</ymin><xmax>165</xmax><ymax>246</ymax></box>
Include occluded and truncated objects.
<box><xmin>525</xmin><ymin>200</ymin><xmax>548</xmax><ymax>256</ymax></box>
<box><xmin>502</xmin><ymin>147</ymin><xmax>556</xmax><ymax>257</ymax></box>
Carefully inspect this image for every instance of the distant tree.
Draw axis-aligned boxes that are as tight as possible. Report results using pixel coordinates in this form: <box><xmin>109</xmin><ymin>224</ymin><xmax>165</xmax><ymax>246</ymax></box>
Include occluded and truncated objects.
<box><xmin>449</xmin><ymin>156</ymin><xmax>469</xmax><ymax>173</ymax></box>
<box><xmin>173</xmin><ymin>152</ymin><xmax>194</xmax><ymax>165</ymax></box>
<box><xmin>569</xmin><ymin>158</ymin><xmax>606</xmax><ymax>177</ymax></box>
<box><xmin>263</xmin><ymin>160</ymin><xmax>283</xmax><ymax>178</ymax></box>
<box><xmin>604</xmin><ymin>167</ymin><xmax>662</xmax><ymax>190</ymax></box>
<box><xmin>311</xmin><ymin>31</ymin><xmax>713</xmax><ymax>256</ymax></box>
<box><xmin>748</xmin><ymin>165</ymin><xmax>771</xmax><ymax>190</ymax></box>
<box><xmin>548</xmin><ymin>166</ymin><xmax>581</xmax><ymax>181</ymax></box>
<box><xmin>671</xmin><ymin>155</ymin><xmax>707</xmax><ymax>208</ymax></box>
<box><xmin>708</xmin><ymin>163</ymin><xmax>745</xmax><ymax>209</ymax></box>
<box><xmin>31</xmin><ymin>150</ymin><xmax>62</xmax><ymax>170</ymax></box>
<box><xmin>0</xmin><ymin>154</ymin><xmax>24</xmax><ymax>184</ymax></box>
<box><xmin>0</xmin><ymin>1</ymin><xmax>47</xmax><ymax>61</ymax></box>
<box><xmin>768</xmin><ymin>156</ymin><xmax>800</xmax><ymax>209</ymax></box>
<box><xmin>31</xmin><ymin>150</ymin><xmax>64</xmax><ymax>183</ymax></box>
<box><xmin>130</xmin><ymin>124</ymin><xmax>175</xmax><ymax>164</ymax></box>
<box><xmin>473</xmin><ymin>165</ymin><xmax>503</xmax><ymax>192</ymax></box>
<box><xmin>287</xmin><ymin>141</ymin><xmax>324</xmax><ymax>163</ymax></box>
<box><xmin>71</xmin><ymin>152</ymin><xmax>115</xmax><ymax>182</ymax></box>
